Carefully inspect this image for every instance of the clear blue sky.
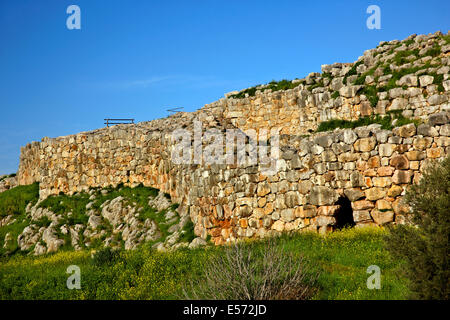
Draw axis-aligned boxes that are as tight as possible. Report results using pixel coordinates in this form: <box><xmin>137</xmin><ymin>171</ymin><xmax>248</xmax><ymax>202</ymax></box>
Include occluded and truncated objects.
<box><xmin>0</xmin><ymin>0</ymin><xmax>449</xmax><ymax>174</ymax></box>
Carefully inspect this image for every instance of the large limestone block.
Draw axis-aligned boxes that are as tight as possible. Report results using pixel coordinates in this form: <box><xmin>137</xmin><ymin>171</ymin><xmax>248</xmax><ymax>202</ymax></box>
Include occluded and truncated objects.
<box><xmin>308</xmin><ymin>186</ymin><xmax>339</xmax><ymax>206</ymax></box>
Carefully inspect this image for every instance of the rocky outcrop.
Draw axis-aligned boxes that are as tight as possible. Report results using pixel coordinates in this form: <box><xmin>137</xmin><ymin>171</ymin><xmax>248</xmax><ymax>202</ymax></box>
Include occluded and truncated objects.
<box><xmin>10</xmin><ymin>189</ymin><xmax>199</xmax><ymax>255</ymax></box>
<box><xmin>0</xmin><ymin>175</ymin><xmax>17</xmax><ymax>193</ymax></box>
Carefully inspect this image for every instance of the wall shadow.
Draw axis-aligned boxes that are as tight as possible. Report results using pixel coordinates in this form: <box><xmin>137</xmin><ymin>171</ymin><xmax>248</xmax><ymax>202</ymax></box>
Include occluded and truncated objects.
<box><xmin>334</xmin><ymin>196</ymin><xmax>356</xmax><ymax>230</ymax></box>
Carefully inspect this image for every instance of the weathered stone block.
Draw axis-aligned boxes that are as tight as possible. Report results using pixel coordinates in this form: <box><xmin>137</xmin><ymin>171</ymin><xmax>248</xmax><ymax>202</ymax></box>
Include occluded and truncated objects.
<box><xmin>419</xmin><ymin>75</ymin><xmax>434</xmax><ymax>87</ymax></box>
<box><xmin>354</xmin><ymin>137</ymin><xmax>376</xmax><ymax>152</ymax></box>
<box><xmin>390</xmin><ymin>155</ymin><xmax>410</xmax><ymax>169</ymax></box>
<box><xmin>344</xmin><ymin>188</ymin><xmax>365</xmax><ymax>201</ymax></box>
<box><xmin>353</xmin><ymin>210</ymin><xmax>372</xmax><ymax>222</ymax></box>
<box><xmin>295</xmin><ymin>205</ymin><xmax>317</xmax><ymax>218</ymax></box>
<box><xmin>387</xmin><ymin>185</ymin><xmax>403</xmax><ymax>197</ymax></box>
<box><xmin>351</xmin><ymin>200</ymin><xmax>375</xmax><ymax>211</ymax></box>
<box><xmin>281</xmin><ymin>209</ymin><xmax>295</xmax><ymax>222</ymax></box>
<box><xmin>417</xmin><ymin>124</ymin><xmax>439</xmax><ymax>137</ymax></box>
<box><xmin>308</xmin><ymin>186</ymin><xmax>339</xmax><ymax>206</ymax></box>
<box><xmin>317</xmin><ymin>205</ymin><xmax>340</xmax><ymax>216</ymax></box>
<box><xmin>379</xmin><ymin>143</ymin><xmax>395</xmax><ymax>157</ymax></box>
<box><xmin>395</xmin><ymin>123</ymin><xmax>416</xmax><ymax>138</ymax></box>
<box><xmin>350</xmin><ymin>171</ymin><xmax>366</xmax><ymax>187</ymax></box>
<box><xmin>365</xmin><ymin>187</ymin><xmax>387</xmax><ymax>201</ymax></box>
<box><xmin>371</xmin><ymin>209</ymin><xmax>394</xmax><ymax>225</ymax></box>
<box><xmin>316</xmin><ymin>215</ymin><xmax>336</xmax><ymax>227</ymax></box>
<box><xmin>392</xmin><ymin>170</ymin><xmax>413</xmax><ymax>184</ymax></box>
<box><xmin>372</xmin><ymin>177</ymin><xmax>392</xmax><ymax>188</ymax></box>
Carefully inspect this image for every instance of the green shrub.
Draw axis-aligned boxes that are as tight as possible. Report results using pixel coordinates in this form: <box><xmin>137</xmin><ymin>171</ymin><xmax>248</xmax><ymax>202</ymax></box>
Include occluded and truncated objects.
<box><xmin>430</xmin><ymin>73</ymin><xmax>445</xmax><ymax>93</ymax></box>
<box><xmin>179</xmin><ymin>220</ymin><xmax>196</xmax><ymax>243</ymax></box>
<box><xmin>422</xmin><ymin>44</ymin><xmax>441</xmax><ymax>58</ymax></box>
<box><xmin>393</xmin><ymin>49</ymin><xmax>419</xmax><ymax>65</ymax></box>
<box><xmin>331</xmin><ymin>91</ymin><xmax>340</xmax><ymax>99</ymax></box>
<box><xmin>343</xmin><ymin>60</ymin><xmax>363</xmax><ymax>84</ymax></box>
<box><xmin>383</xmin><ymin>63</ymin><xmax>432</xmax><ymax>92</ymax></box>
<box><xmin>383</xmin><ymin>65</ymin><xmax>391</xmax><ymax>74</ymax></box>
<box><xmin>184</xmin><ymin>239</ymin><xmax>319</xmax><ymax>300</ymax></box>
<box><xmin>360</xmin><ymin>85</ymin><xmax>379</xmax><ymax>107</ymax></box>
<box><xmin>92</xmin><ymin>247</ymin><xmax>120</xmax><ymax>267</ymax></box>
<box><xmin>384</xmin><ymin>156</ymin><xmax>450</xmax><ymax>299</ymax></box>
<box><xmin>309</xmin><ymin>80</ymin><xmax>324</xmax><ymax>91</ymax></box>
<box><xmin>403</xmin><ymin>39</ymin><xmax>414</xmax><ymax>46</ymax></box>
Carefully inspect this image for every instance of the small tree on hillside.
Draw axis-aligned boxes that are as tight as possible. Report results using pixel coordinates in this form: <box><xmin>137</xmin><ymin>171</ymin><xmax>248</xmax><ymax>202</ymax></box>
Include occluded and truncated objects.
<box><xmin>385</xmin><ymin>156</ymin><xmax>449</xmax><ymax>300</ymax></box>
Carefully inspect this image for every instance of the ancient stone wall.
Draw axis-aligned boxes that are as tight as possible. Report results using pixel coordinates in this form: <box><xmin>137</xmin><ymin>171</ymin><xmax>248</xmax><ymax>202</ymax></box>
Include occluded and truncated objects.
<box><xmin>16</xmin><ymin>111</ymin><xmax>450</xmax><ymax>244</ymax></box>
<box><xmin>202</xmin><ymin>31</ymin><xmax>450</xmax><ymax>136</ymax></box>
<box><xmin>16</xmin><ymin>32</ymin><xmax>450</xmax><ymax>244</ymax></box>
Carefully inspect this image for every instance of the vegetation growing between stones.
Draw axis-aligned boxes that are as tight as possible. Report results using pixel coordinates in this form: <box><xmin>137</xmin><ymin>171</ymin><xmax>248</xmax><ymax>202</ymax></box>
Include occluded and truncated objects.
<box><xmin>0</xmin><ymin>227</ymin><xmax>409</xmax><ymax>300</ymax></box>
<box><xmin>316</xmin><ymin>111</ymin><xmax>420</xmax><ymax>133</ymax></box>
<box><xmin>223</xmin><ymin>32</ymin><xmax>447</xmax><ymax>105</ymax></box>
<box><xmin>343</xmin><ymin>60</ymin><xmax>363</xmax><ymax>84</ymax></box>
<box><xmin>331</xmin><ymin>91</ymin><xmax>340</xmax><ymax>99</ymax></box>
<box><xmin>384</xmin><ymin>156</ymin><xmax>450</xmax><ymax>299</ymax></box>
<box><xmin>228</xmin><ymin>79</ymin><xmax>305</xmax><ymax>99</ymax></box>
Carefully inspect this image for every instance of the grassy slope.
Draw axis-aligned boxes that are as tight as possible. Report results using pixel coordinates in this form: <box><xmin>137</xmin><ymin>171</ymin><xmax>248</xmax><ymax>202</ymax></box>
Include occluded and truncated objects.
<box><xmin>0</xmin><ymin>183</ymin><xmax>40</xmax><ymax>256</ymax></box>
<box><xmin>0</xmin><ymin>227</ymin><xmax>409</xmax><ymax>300</ymax></box>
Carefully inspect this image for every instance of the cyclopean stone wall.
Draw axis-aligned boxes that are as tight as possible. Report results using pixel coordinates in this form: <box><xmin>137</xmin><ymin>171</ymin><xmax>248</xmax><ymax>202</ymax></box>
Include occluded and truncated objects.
<box><xmin>16</xmin><ymin>32</ymin><xmax>450</xmax><ymax>244</ymax></box>
<box><xmin>202</xmin><ymin>31</ymin><xmax>450</xmax><ymax>136</ymax></box>
<box><xmin>16</xmin><ymin>111</ymin><xmax>450</xmax><ymax>244</ymax></box>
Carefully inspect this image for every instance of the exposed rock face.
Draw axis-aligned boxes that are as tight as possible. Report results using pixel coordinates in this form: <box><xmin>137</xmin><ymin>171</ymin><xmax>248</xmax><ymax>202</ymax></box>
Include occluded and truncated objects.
<box><xmin>12</xmin><ymin>190</ymin><xmax>195</xmax><ymax>255</ymax></box>
<box><xmin>0</xmin><ymin>175</ymin><xmax>17</xmax><ymax>193</ymax></box>
<box><xmin>13</xmin><ymin>32</ymin><xmax>450</xmax><ymax>246</ymax></box>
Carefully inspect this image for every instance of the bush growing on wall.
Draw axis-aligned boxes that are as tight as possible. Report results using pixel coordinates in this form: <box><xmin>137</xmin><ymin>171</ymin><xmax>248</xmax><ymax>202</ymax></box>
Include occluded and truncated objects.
<box><xmin>385</xmin><ymin>156</ymin><xmax>449</xmax><ymax>299</ymax></box>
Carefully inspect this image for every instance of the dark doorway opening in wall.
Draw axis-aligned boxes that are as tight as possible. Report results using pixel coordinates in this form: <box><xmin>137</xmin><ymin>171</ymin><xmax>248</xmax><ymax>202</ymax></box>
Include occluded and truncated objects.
<box><xmin>334</xmin><ymin>196</ymin><xmax>356</xmax><ymax>229</ymax></box>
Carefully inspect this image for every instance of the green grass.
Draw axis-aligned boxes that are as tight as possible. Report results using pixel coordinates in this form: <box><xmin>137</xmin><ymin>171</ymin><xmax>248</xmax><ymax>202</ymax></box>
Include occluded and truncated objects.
<box><xmin>403</xmin><ymin>39</ymin><xmax>414</xmax><ymax>47</ymax></box>
<box><xmin>393</xmin><ymin>49</ymin><xmax>419</xmax><ymax>66</ymax></box>
<box><xmin>0</xmin><ymin>227</ymin><xmax>409</xmax><ymax>300</ymax></box>
<box><xmin>422</xmin><ymin>44</ymin><xmax>441</xmax><ymax>58</ymax></box>
<box><xmin>0</xmin><ymin>183</ymin><xmax>39</xmax><ymax>218</ymax></box>
<box><xmin>443</xmin><ymin>34</ymin><xmax>450</xmax><ymax>45</ymax></box>
<box><xmin>0</xmin><ymin>183</ymin><xmax>40</xmax><ymax>256</ymax></box>
<box><xmin>316</xmin><ymin>111</ymin><xmax>420</xmax><ymax>133</ymax></box>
